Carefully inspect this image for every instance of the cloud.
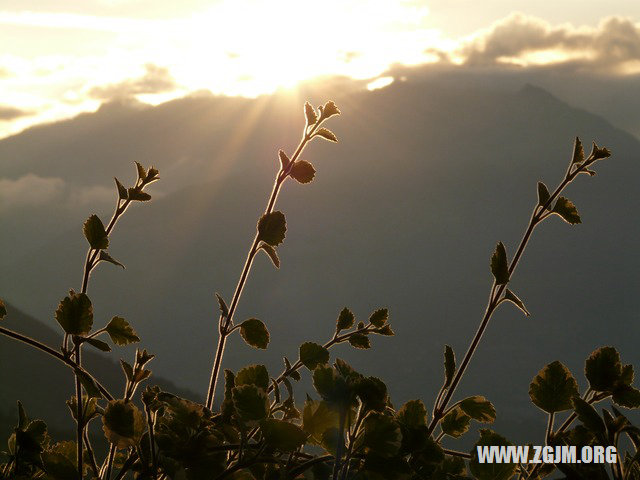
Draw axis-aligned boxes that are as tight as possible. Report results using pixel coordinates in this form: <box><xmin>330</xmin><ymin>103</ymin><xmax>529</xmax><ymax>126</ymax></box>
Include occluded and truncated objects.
<box><xmin>0</xmin><ymin>105</ymin><xmax>32</xmax><ymax>121</ymax></box>
<box><xmin>89</xmin><ymin>63</ymin><xmax>177</xmax><ymax>100</ymax></box>
<box><xmin>459</xmin><ymin>14</ymin><xmax>640</xmax><ymax>72</ymax></box>
<box><xmin>0</xmin><ymin>174</ymin><xmax>65</xmax><ymax>210</ymax></box>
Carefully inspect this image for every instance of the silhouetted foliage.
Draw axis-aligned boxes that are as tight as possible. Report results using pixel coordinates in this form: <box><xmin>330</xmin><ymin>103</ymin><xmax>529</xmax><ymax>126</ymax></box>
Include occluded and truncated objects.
<box><xmin>1</xmin><ymin>102</ymin><xmax>638</xmax><ymax>480</ymax></box>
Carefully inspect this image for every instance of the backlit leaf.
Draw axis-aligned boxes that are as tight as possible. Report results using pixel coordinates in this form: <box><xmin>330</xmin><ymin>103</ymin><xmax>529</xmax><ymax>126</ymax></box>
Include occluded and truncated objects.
<box><xmin>114</xmin><ymin>177</ymin><xmax>128</xmax><ymax>199</ymax></box>
<box><xmin>99</xmin><ymin>251</ymin><xmax>125</xmax><ymax>269</ymax></box>
<box><xmin>257</xmin><ymin>211</ymin><xmax>286</xmax><ymax>247</ymax></box>
<box><xmin>322</xmin><ymin>101</ymin><xmax>340</xmax><ymax>118</ymax></box>
<box><xmin>106</xmin><ymin>316</ymin><xmax>140</xmax><ymax>346</ymax></box>
<box><xmin>572</xmin><ymin>137</ymin><xmax>585</xmax><ymax>164</ymax></box>
<box><xmin>102</xmin><ymin>400</ymin><xmax>145</xmax><ymax>448</ymax></box>
<box><xmin>258</xmin><ymin>242</ymin><xmax>280</xmax><ymax>269</ymax></box>
<box><xmin>572</xmin><ymin>397</ymin><xmax>606</xmax><ymax>440</ymax></box>
<box><xmin>396</xmin><ymin>400</ymin><xmax>427</xmax><ymax>428</ymax></box>
<box><xmin>240</xmin><ymin>318</ymin><xmax>270</xmax><ymax>349</ymax></box>
<box><xmin>552</xmin><ymin>197</ymin><xmax>581</xmax><ymax>224</ymax></box>
<box><xmin>470</xmin><ymin>430</ymin><xmax>516</xmax><ymax>480</ymax></box>
<box><xmin>85</xmin><ymin>338</ymin><xmax>111</xmax><ymax>352</ymax></box>
<box><xmin>261</xmin><ymin>419</ymin><xmax>308</xmax><ymax>451</ymax></box>
<box><xmin>55</xmin><ymin>291</ymin><xmax>93</xmax><ymax>336</ymax></box>
<box><xmin>444</xmin><ymin>345</ymin><xmax>455</xmax><ymax>388</ymax></box>
<box><xmin>303</xmin><ymin>398</ymin><xmax>339</xmax><ymax>445</ymax></box>
<box><xmin>278</xmin><ymin>149</ymin><xmax>290</xmax><ymax>170</ymax></box>
<box><xmin>336</xmin><ymin>307</ymin><xmax>355</xmax><ymax>331</ymax></box>
<box><xmin>83</xmin><ymin>214</ymin><xmax>108</xmax><ymax>250</ymax></box>
<box><xmin>135</xmin><ymin>161</ymin><xmax>146</xmax><ymax>180</ymax></box>
<box><xmin>315</xmin><ymin>127</ymin><xmax>338</xmax><ymax>142</ymax></box>
<box><xmin>362</xmin><ymin>412</ymin><xmax>402</xmax><ymax>457</ymax></box>
<box><xmin>612</xmin><ymin>385</ymin><xmax>640</xmax><ymax>408</ymax></box>
<box><xmin>529</xmin><ymin>361</ymin><xmax>579</xmax><ymax>413</ymax></box>
<box><xmin>348</xmin><ymin>333</ymin><xmax>371</xmax><ymax>349</ymax></box>
<box><xmin>235</xmin><ymin>364</ymin><xmax>269</xmax><ymax>391</ymax></box>
<box><xmin>290</xmin><ymin>160</ymin><xmax>316</xmax><ymax>184</ymax></box>
<box><xmin>537</xmin><ymin>182</ymin><xmax>551</xmax><ymax>208</ymax></box>
<box><xmin>127</xmin><ymin>188</ymin><xmax>151</xmax><ymax>201</ymax></box>
<box><xmin>369</xmin><ymin>308</ymin><xmax>388</xmax><ymax>327</ymax></box>
<box><xmin>589</xmin><ymin>142</ymin><xmax>611</xmax><ymax>160</ymax></box>
<box><xmin>232</xmin><ymin>384</ymin><xmax>269</xmax><ymax>423</ymax></box>
<box><xmin>460</xmin><ymin>396</ymin><xmax>496</xmax><ymax>423</ymax></box>
<box><xmin>215</xmin><ymin>293</ymin><xmax>229</xmax><ymax>318</ymax></box>
<box><xmin>502</xmin><ymin>289</ymin><xmax>530</xmax><ymax>316</ymax></box>
<box><xmin>585</xmin><ymin>346</ymin><xmax>623</xmax><ymax>392</ymax></box>
<box><xmin>490</xmin><ymin>242</ymin><xmax>510</xmax><ymax>285</ymax></box>
<box><xmin>304</xmin><ymin>101</ymin><xmax>317</xmax><ymax>125</ymax></box>
<box><xmin>441</xmin><ymin>407</ymin><xmax>470</xmax><ymax>438</ymax></box>
<box><xmin>300</xmin><ymin>342</ymin><xmax>330</xmax><ymax>370</ymax></box>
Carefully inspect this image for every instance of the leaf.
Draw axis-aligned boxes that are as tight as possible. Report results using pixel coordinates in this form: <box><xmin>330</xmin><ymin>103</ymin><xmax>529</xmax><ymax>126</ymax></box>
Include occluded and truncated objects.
<box><xmin>590</xmin><ymin>142</ymin><xmax>611</xmax><ymax>160</ymax></box>
<box><xmin>261</xmin><ymin>419</ymin><xmax>308</xmax><ymax>451</ymax></box>
<box><xmin>215</xmin><ymin>293</ymin><xmax>229</xmax><ymax>318</ymax></box>
<box><xmin>444</xmin><ymin>345</ymin><xmax>455</xmax><ymax>388</ymax></box>
<box><xmin>369</xmin><ymin>308</ymin><xmax>388</xmax><ymax>327</ymax></box>
<box><xmin>102</xmin><ymin>400</ymin><xmax>145</xmax><ymax>448</ymax></box>
<box><xmin>322</xmin><ymin>101</ymin><xmax>340</xmax><ymax>118</ymax></box>
<box><xmin>127</xmin><ymin>188</ymin><xmax>152</xmax><ymax>201</ymax></box>
<box><xmin>460</xmin><ymin>396</ymin><xmax>496</xmax><ymax>423</ymax></box>
<box><xmin>232</xmin><ymin>385</ymin><xmax>269</xmax><ymax>423</ymax></box>
<box><xmin>55</xmin><ymin>291</ymin><xmax>93</xmax><ymax>336</ymax></box>
<box><xmin>278</xmin><ymin>149</ymin><xmax>290</xmax><ymax>170</ymax></box>
<box><xmin>114</xmin><ymin>177</ymin><xmax>128</xmax><ymax>200</ymax></box>
<box><xmin>99</xmin><ymin>250</ymin><xmax>125</xmax><ymax>269</ymax></box>
<box><xmin>537</xmin><ymin>181</ymin><xmax>551</xmax><ymax>208</ymax></box>
<box><xmin>354</xmin><ymin>376</ymin><xmax>388</xmax><ymax>412</ymax></box>
<box><xmin>315</xmin><ymin>127</ymin><xmax>338</xmax><ymax>142</ymax></box>
<box><xmin>490</xmin><ymin>242</ymin><xmax>509</xmax><ymax>285</ymax></box>
<box><xmin>284</xmin><ymin>357</ymin><xmax>301</xmax><ymax>381</ymax></box>
<box><xmin>501</xmin><ymin>289</ymin><xmax>530</xmax><ymax>316</ymax></box>
<box><xmin>290</xmin><ymin>160</ymin><xmax>316</xmax><ymax>184</ymax></box>
<box><xmin>348</xmin><ymin>333</ymin><xmax>371</xmax><ymax>349</ymax></box>
<box><xmin>42</xmin><ymin>451</ymin><xmax>78</xmax><ymax>480</ymax></box>
<box><xmin>362</xmin><ymin>412</ymin><xmax>402</xmax><ymax>457</ymax></box>
<box><xmin>0</xmin><ymin>299</ymin><xmax>6</xmax><ymax>319</ymax></box>
<box><xmin>83</xmin><ymin>214</ymin><xmax>109</xmax><ymax>250</ymax></box>
<box><xmin>572</xmin><ymin>397</ymin><xmax>606</xmax><ymax>441</ymax></box>
<box><xmin>529</xmin><ymin>360</ymin><xmax>579</xmax><ymax>413</ymax></box>
<box><xmin>612</xmin><ymin>385</ymin><xmax>640</xmax><ymax>408</ymax></box>
<box><xmin>336</xmin><ymin>307</ymin><xmax>355</xmax><ymax>331</ymax></box>
<box><xmin>239</xmin><ymin>318</ymin><xmax>270</xmax><ymax>349</ymax></box>
<box><xmin>235</xmin><ymin>364</ymin><xmax>269</xmax><ymax>391</ymax></box>
<box><xmin>300</xmin><ymin>342</ymin><xmax>330</xmax><ymax>370</ymax></box>
<box><xmin>375</xmin><ymin>324</ymin><xmax>395</xmax><ymax>336</ymax></box>
<box><xmin>470</xmin><ymin>429</ymin><xmax>517</xmax><ymax>480</ymax></box>
<box><xmin>120</xmin><ymin>360</ymin><xmax>134</xmax><ymax>382</ymax></box>
<box><xmin>572</xmin><ymin>137</ymin><xmax>585</xmax><ymax>164</ymax></box>
<box><xmin>258</xmin><ymin>242</ymin><xmax>280</xmax><ymax>269</ymax></box>
<box><xmin>77</xmin><ymin>370</ymin><xmax>102</xmax><ymax>399</ymax></box>
<box><xmin>585</xmin><ymin>346</ymin><xmax>623</xmax><ymax>392</ymax></box>
<box><xmin>303</xmin><ymin>398</ymin><xmax>340</xmax><ymax>444</ymax></box>
<box><xmin>304</xmin><ymin>101</ymin><xmax>317</xmax><ymax>125</ymax></box>
<box><xmin>257</xmin><ymin>211</ymin><xmax>287</xmax><ymax>247</ymax></box>
<box><xmin>552</xmin><ymin>196</ymin><xmax>581</xmax><ymax>224</ymax></box>
<box><xmin>396</xmin><ymin>400</ymin><xmax>427</xmax><ymax>428</ymax></box>
<box><xmin>441</xmin><ymin>407</ymin><xmax>470</xmax><ymax>438</ymax></box>
<box><xmin>106</xmin><ymin>316</ymin><xmax>140</xmax><ymax>346</ymax></box>
<box><xmin>135</xmin><ymin>161</ymin><xmax>147</xmax><ymax>180</ymax></box>
<box><xmin>85</xmin><ymin>338</ymin><xmax>111</xmax><ymax>352</ymax></box>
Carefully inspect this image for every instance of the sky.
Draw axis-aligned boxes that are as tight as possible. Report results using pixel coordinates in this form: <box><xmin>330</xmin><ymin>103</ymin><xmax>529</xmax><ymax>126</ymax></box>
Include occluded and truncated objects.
<box><xmin>1</xmin><ymin>0</ymin><xmax>640</xmax><ymax>138</ymax></box>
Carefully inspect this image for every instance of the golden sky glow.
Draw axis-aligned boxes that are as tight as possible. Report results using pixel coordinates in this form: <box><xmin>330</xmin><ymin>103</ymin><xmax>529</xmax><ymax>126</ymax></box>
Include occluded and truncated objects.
<box><xmin>1</xmin><ymin>1</ymin><xmax>640</xmax><ymax>138</ymax></box>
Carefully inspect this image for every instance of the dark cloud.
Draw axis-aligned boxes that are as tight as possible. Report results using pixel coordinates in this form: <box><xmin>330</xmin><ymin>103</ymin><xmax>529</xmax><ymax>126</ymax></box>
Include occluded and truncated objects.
<box><xmin>461</xmin><ymin>14</ymin><xmax>640</xmax><ymax>70</ymax></box>
<box><xmin>89</xmin><ymin>63</ymin><xmax>177</xmax><ymax>100</ymax></box>
<box><xmin>0</xmin><ymin>105</ymin><xmax>32</xmax><ymax>121</ymax></box>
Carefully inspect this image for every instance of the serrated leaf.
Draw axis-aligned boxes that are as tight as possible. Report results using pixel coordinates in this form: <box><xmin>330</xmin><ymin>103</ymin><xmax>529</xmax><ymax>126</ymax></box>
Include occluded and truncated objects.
<box><xmin>257</xmin><ymin>211</ymin><xmax>286</xmax><ymax>247</ymax></box>
<box><xmin>135</xmin><ymin>161</ymin><xmax>146</xmax><ymax>180</ymax></box>
<box><xmin>396</xmin><ymin>400</ymin><xmax>427</xmax><ymax>428</ymax></box>
<box><xmin>441</xmin><ymin>407</ymin><xmax>470</xmax><ymax>437</ymax></box>
<box><xmin>215</xmin><ymin>293</ymin><xmax>229</xmax><ymax>318</ymax></box>
<box><xmin>590</xmin><ymin>142</ymin><xmax>611</xmax><ymax>160</ymax></box>
<box><xmin>232</xmin><ymin>384</ymin><xmax>269</xmax><ymax>423</ymax></box>
<box><xmin>354</xmin><ymin>376</ymin><xmax>388</xmax><ymax>412</ymax></box>
<box><xmin>537</xmin><ymin>181</ymin><xmax>550</xmax><ymax>208</ymax></box>
<box><xmin>55</xmin><ymin>291</ymin><xmax>93</xmax><ymax>336</ymax></box>
<box><xmin>315</xmin><ymin>127</ymin><xmax>338</xmax><ymax>142</ymax></box>
<box><xmin>127</xmin><ymin>188</ymin><xmax>151</xmax><ymax>201</ymax></box>
<box><xmin>529</xmin><ymin>361</ymin><xmax>579</xmax><ymax>413</ymax></box>
<box><xmin>375</xmin><ymin>324</ymin><xmax>394</xmax><ymax>336</ymax></box>
<box><xmin>85</xmin><ymin>338</ymin><xmax>111</xmax><ymax>352</ymax></box>
<box><xmin>336</xmin><ymin>307</ymin><xmax>354</xmax><ymax>331</ymax></box>
<box><xmin>444</xmin><ymin>345</ymin><xmax>455</xmax><ymax>388</ymax></box>
<box><xmin>502</xmin><ymin>289</ymin><xmax>530</xmax><ymax>316</ymax></box>
<box><xmin>490</xmin><ymin>242</ymin><xmax>510</xmax><ymax>285</ymax></box>
<box><xmin>348</xmin><ymin>333</ymin><xmax>371</xmax><ymax>349</ymax></box>
<box><xmin>362</xmin><ymin>412</ymin><xmax>402</xmax><ymax>457</ymax></box>
<box><xmin>303</xmin><ymin>399</ymin><xmax>339</xmax><ymax>445</ymax></box>
<box><xmin>0</xmin><ymin>299</ymin><xmax>6</xmax><ymax>319</ymax></box>
<box><xmin>240</xmin><ymin>318</ymin><xmax>269</xmax><ymax>349</ymax></box>
<box><xmin>261</xmin><ymin>419</ymin><xmax>308</xmax><ymax>452</ymax></box>
<box><xmin>612</xmin><ymin>385</ymin><xmax>640</xmax><ymax>408</ymax></box>
<box><xmin>304</xmin><ymin>101</ymin><xmax>317</xmax><ymax>125</ymax></box>
<box><xmin>553</xmin><ymin>196</ymin><xmax>581</xmax><ymax>224</ymax></box>
<box><xmin>278</xmin><ymin>149</ymin><xmax>290</xmax><ymax>170</ymax></box>
<box><xmin>572</xmin><ymin>137</ymin><xmax>585</xmax><ymax>164</ymax></box>
<box><xmin>99</xmin><ymin>250</ymin><xmax>125</xmax><ymax>269</ymax></box>
<box><xmin>369</xmin><ymin>308</ymin><xmax>388</xmax><ymax>327</ymax></box>
<box><xmin>258</xmin><ymin>242</ymin><xmax>280</xmax><ymax>268</ymax></box>
<box><xmin>235</xmin><ymin>364</ymin><xmax>269</xmax><ymax>391</ymax></box>
<box><xmin>585</xmin><ymin>346</ymin><xmax>623</xmax><ymax>392</ymax></box>
<box><xmin>470</xmin><ymin>430</ymin><xmax>517</xmax><ymax>480</ymax></box>
<box><xmin>102</xmin><ymin>400</ymin><xmax>145</xmax><ymax>448</ymax></box>
<box><xmin>572</xmin><ymin>397</ymin><xmax>606</xmax><ymax>441</ymax></box>
<box><xmin>290</xmin><ymin>160</ymin><xmax>316</xmax><ymax>184</ymax></box>
<box><xmin>300</xmin><ymin>342</ymin><xmax>330</xmax><ymax>370</ymax></box>
<box><xmin>83</xmin><ymin>214</ymin><xmax>108</xmax><ymax>250</ymax></box>
<box><xmin>106</xmin><ymin>316</ymin><xmax>140</xmax><ymax>346</ymax></box>
<box><xmin>114</xmin><ymin>177</ymin><xmax>128</xmax><ymax>200</ymax></box>
<box><xmin>460</xmin><ymin>396</ymin><xmax>496</xmax><ymax>423</ymax></box>
<box><xmin>322</xmin><ymin>101</ymin><xmax>340</xmax><ymax>118</ymax></box>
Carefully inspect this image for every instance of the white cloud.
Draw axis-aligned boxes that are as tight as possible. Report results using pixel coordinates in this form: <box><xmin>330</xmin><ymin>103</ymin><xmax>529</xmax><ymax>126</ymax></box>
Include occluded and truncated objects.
<box><xmin>0</xmin><ymin>174</ymin><xmax>65</xmax><ymax>209</ymax></box>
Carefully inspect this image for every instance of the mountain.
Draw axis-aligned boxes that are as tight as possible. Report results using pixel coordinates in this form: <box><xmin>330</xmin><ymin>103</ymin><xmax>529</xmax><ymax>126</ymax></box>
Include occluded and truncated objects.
<box><xmin>0</xmin><ymin>302</ymin><xmax>195</xmax><ymax>441</ymax></box>
<box><xmin>1</xmin><ymin>72</ymin><xmax>639</xmax><ymax>444</ymax></box>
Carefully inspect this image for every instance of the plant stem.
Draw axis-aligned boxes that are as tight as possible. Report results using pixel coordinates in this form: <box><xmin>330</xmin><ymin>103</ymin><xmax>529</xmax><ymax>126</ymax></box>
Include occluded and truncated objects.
<box><xmin>145</xmin><ymin>405</ymin><xmax>158</xmax><ymax>479</ymax></box>
<box><xmin>427</xmin><ymin>157</ymin><xmax>590</xmax><ymax>436</ymax></box>
<box><xmin>545</xmin><ymin>412</ymin><xmax>555</xmax><ymax>444</ymax></box>
<box><xmin>84</xmin><ymin>429</ymin><xmax>100</xmax><ymax>479</ymax></box>
<box><xmin>205</xmin><ymin>116</ymin><xmax>326</xmax><ymax>409</ymax></box>
<box><xmin>332</xmin><ymin>407</ymin><xmax>347</xmax><ymax>480</ymax></box>
<box><xmin>74</xmin><ymin>342</ymin><xmax>84</xmax><ymax>478</ymax></box>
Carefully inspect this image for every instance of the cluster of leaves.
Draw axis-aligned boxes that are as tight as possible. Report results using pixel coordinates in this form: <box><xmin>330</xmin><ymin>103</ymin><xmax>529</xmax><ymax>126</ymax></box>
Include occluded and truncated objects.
<box><xmin>1</xmin><ymin>102</ymin><xmax>639</xmax><ymax>480</ymax></box>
